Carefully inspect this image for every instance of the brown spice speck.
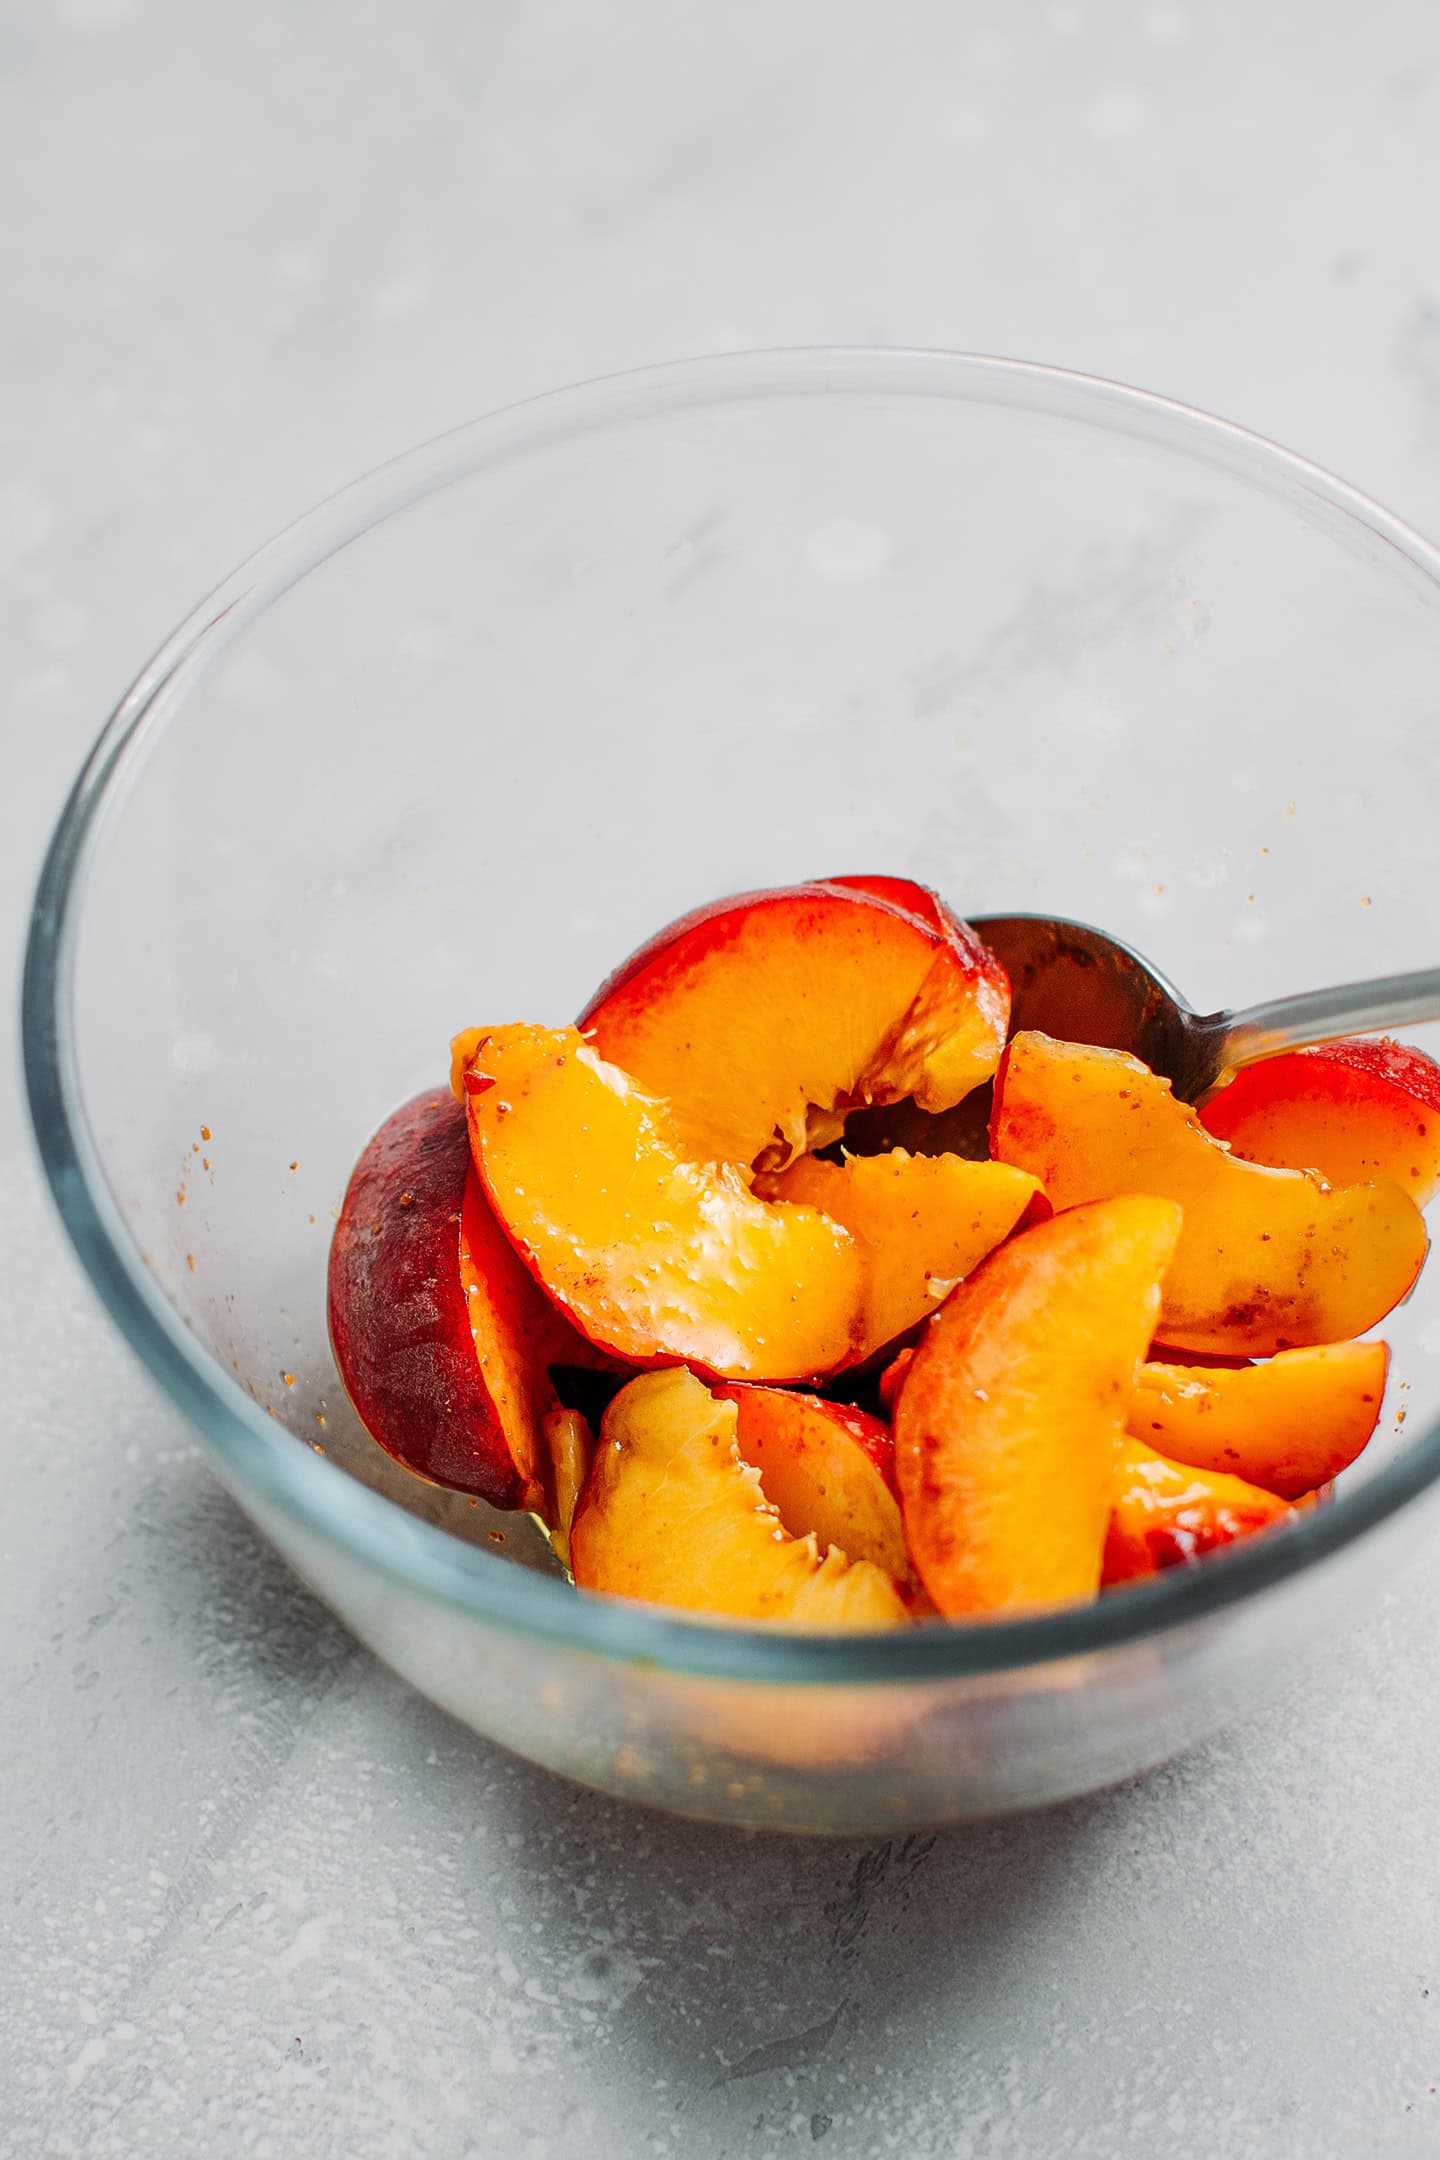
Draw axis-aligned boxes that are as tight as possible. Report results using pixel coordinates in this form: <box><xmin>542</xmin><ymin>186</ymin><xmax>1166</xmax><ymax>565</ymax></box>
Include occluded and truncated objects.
<box><xmin>289</xmin><ymin>1160</ymin><xmax>298</xmax><ymax>1172</ymax></box>
<box><xmin>200</xmin><ymin>1126</ymin><xmax>212</xmax><ymax>1142</ymax></box>
<box><xmin>176</xmin><ymin>1187</ymin><xmax>186</xmax><ymax>1206</ymax></box>
<box><xmin>186</xmin><ymin>1253</ymin><xmax>196</xmax><ymax>1271</ymax></box>
<box><xmin>282</xmin><ymin>1371</ymin><xmax>295</xmax><ymax>1387</ymax></box>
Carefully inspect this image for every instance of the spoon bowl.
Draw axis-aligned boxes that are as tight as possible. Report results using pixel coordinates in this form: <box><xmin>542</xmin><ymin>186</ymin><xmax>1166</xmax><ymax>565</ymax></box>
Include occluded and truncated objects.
<box><xmin>970</xmin><ymin>914</ymin><xmax>1440</xmax><ymax>1103</ymax></box>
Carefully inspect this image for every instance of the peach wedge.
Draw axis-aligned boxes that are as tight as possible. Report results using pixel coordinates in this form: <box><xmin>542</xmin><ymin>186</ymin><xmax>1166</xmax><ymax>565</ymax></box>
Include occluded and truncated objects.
<box><xmin>759</xmin><ymin>1149</ymin><xmax>1042</xmax><ymax>1363</ymax></box>
<box><xmin>578</xmin><ymin>878</ymin><xmax>1008</xmax><ymax>1170</ymax></box>
<box><xmin>1200</xmin><ymin>1038</ymin><xmax>1440</xmax><ymax>1207</ymax></box>
<box><xmin>715</xmin><ymin>1384</ymin><xmax>913</xmax><ymax>1588</ymax></box>
<box><xmin>463</xmin><ymin>1024</ymin><xmax>864</xmax><ymax>1380</ymax></box>
<box><xmin>570</xmin><ymin>1370</ymin><xmax>908</xmax><ymax>1627</ymax></box>
<box><xmin>542</xmin><ymin>1407</ymin><xmax>594</xmax><ymax>1569</ymax></box>
<box><xmin>894</xmin><ymin>1195</ymin><xmax>1183</xmax><ymax>1618</ymax></box>
<box><xmin>1103</xmin><ymin>1440</ymin><xmax>1293</xmax><ymax>1586</ymax></box>
<box><xmin>992</xmin><ymin>1031</ymin><xmax>1427</xmax><ymax>1355</ymax></box>
<box><xmin>329</xmin><ymin>1090</ymin><xmax>586</xmax><ymax>1510</ymax></box>
<box><xmin>1127</xmin><ymin>1341</ymin><xmax>1387</xmax><ymax>1500</ymax></box>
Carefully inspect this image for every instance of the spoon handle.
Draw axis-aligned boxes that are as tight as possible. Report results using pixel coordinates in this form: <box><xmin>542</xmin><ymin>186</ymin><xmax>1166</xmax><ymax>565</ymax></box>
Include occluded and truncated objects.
<box><xmin>1197</xmin><ymin>965</ymin><xmax>1440</xmax><ymax>1091</ymax></box>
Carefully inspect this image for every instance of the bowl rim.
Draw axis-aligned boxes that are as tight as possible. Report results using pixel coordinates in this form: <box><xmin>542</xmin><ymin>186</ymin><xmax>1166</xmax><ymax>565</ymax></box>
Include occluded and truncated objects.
<box><xmin>23</xmin><ymin>344</ymin><xmax>1440</xmax><ymax>1685</ymax></box>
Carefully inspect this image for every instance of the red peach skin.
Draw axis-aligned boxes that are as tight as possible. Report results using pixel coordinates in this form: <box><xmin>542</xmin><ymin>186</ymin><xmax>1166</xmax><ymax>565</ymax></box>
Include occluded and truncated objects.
<box><xmin>329</xmin><ymin>1090</ymin><xmax>583</xmax><ymax>1510</ymax></box>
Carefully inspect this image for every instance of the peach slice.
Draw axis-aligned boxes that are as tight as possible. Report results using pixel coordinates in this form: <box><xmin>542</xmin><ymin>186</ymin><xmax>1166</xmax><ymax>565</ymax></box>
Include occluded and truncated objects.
<box><xmin>894</xmin><ymin>1196</ymin><xmax>1183</xmax><ymax>1618</ymax></box>
<box><xmin>1103</xmin><ymin>1440</ymin><xmax>1294</xmax><ymax>1586</ymax></box>
<box><xmin>1199</xmin><ymin>1038</ymin><xmax>1440</xmax><ymax>1206</ymax></box>
<box><xmin>463</xmin><ymin>1024</ymin><xmax>864</xmax><ymax>1380</ymax></box>
<box><xmin>569</xmin><ymin>1370</ymin><xmax>909</xmax><ymax>1627</ymax></box>
<box><xmin>890</xmin><ymin>1338</ymin><xmax>1386</xmax><ymax>1498</ymax></box>
<box><xmin>714</xmin><ymin>1384</ymin><xmax>911</xmax><ymax>1587</ymax></box>
<box><xmin>758</xmin><ymin>1151</ymin><xmax>1043</xmax><ymax>1363</ymax></box>
<box><xmin>578</xmin><ymin>878</ymin><xmax>1008</xmax><ymax>1170</ymax></box>
<box><xmin>992</xmin><ymin>1032</ymin><xmax>1427</xmax><ymax>1355</ymax></box>
<box><xmin>1127</xmin><ymin>1341</ymin><xmax>1387</xmax><ymax>1501</ymax></box>
<box><xmin>824</xmin><ymin>872</ymin><xmax>979</xmax><ymax>948</ymax></box>
<box><xmin>543</xmin><ymin>1407</ymin><xmax>594</xmax><ymax>1569</ymax></box>
<box><xmin>329</xmin><ymin>1090</ymin><xmax>586</xmax><ymax>1510</ymax></box>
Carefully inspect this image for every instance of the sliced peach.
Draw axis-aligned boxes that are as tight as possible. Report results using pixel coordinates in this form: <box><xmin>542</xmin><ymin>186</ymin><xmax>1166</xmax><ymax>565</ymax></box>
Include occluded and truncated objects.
<box><xmin>329</xmin><ymin>1090</ymin><xmax>582</xmax><ymax>1510</ymax></box>
<box><xmin>542</xmin><ymin>1407</ymin><xmax>594</xmax><ymax>1568</ymax></box>
<box><xmin>758</xmin><ymin>1151</ymin><xmax>1042</xmax><ymax>1362</ymax></box>
<box><xmin>1103</xmin><ymin>1439</ymin><xmax>1294</xmax><ymax>1586</ymax></box>
<box><xmin>824</xmin><ymin>872</ymin><xmax>986</xmax><ymax>954</ymax></box>
<box><xmin>992</xmin><ymin>1032</ymin><xmax>1427</xmax><ymax>1356</ymax></box>
<box><xmin>1200</xmin><ymin>1038</ymin><xmax>1440</xmax><ymax>1206</ymax></box>
<box><xmin>578</xmin><ymin>879</ymin><xmax>1008</xmax><ymax>1170</ymax></box>
<box><xmin>1127</xmin><ymin>1342</ymin><xmax>1387</xmax><ymax>1500</ymax></box>
<box><xmin>894</xmin><ymin>1196</ymin><xmax>1183</xmax><ymax>1618</ymax></box>
<box><xmin>464</xmin><ymin>1024</ymin><xmax>864</xmax><ymax>1380</ymax></box>
<box><xmin>570</xmin><ymin>1370</ymin><xmax>908</xmax><ymax>1627</ymax></box>
<box><xmin>714</xmin><ymin>1384</ymin><xmax>911</xmax><ymax>1587</ymax></box>
<box><xmin>459</xmin><ymin>1159</ymin><xmax>619</xmax><ymax>1375</ymax></box>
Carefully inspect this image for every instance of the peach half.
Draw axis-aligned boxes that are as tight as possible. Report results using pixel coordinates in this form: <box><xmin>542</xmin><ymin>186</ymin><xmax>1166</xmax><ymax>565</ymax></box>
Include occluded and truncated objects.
<box><xmin>894</xmin><ymin>1195</ymin><xmax>1183</xmax><ymax>1618</ymax></box>
<box><xmin>1200</xmin><ymin>1038</ymin><xmax>1440</xmax><ymax>1207</ymax></box>
<box><xmin>578</xmin><ymin>878</ymin><xmax>1009</xmax><ymax>1170</ymax></box>
<box><xmin>463</xmin><ymin>1024</ymin><xmax>864</xmax><ymax>1380</ymax></box>
<box><xmin>569</xmin><ymin>1369</ymin><xmax>909</xmax><ymax>1627</ymax></box>
<box><xmin>992</xmin><ymin>1032</ymin><xmax>1427</xmax><ymax>1355</ymax></box>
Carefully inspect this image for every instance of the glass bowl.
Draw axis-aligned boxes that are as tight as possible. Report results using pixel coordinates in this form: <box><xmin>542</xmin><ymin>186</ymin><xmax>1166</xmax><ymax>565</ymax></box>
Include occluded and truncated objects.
<box><xmin>24</xmin><ymin>350</ymin><xmax>1440</xmax><ymax>1835</ymax></box>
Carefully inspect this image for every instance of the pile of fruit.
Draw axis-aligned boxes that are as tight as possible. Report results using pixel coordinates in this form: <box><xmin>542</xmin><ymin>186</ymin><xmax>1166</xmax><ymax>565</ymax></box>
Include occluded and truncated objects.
<box><xmin>328</xmin><ymin>878</ymin><xmax>1438</xmax><ymax>1627</ymax></box>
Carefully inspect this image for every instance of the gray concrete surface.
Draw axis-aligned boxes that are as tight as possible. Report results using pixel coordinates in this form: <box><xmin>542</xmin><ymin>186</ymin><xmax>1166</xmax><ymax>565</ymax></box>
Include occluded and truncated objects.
<box><xmin>7</xmin><ymin>4</ymin><xmax>1440</xmax><ymax>2154</ymax></box>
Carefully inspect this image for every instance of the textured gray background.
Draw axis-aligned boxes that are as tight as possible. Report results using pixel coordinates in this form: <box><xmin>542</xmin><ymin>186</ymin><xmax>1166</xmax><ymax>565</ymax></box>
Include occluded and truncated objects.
<box><xmin>7</xmin><ymin>4</ymin><xmax>1440</xmax><ymax>2155</ymax></box>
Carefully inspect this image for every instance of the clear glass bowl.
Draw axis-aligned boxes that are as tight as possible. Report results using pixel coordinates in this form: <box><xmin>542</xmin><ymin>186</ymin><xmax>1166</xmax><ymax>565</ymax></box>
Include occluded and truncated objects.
<box><xmin>24</xmin><ymin>351</ymin><xmax>1440</xmax><ymax>1834</ymax></box>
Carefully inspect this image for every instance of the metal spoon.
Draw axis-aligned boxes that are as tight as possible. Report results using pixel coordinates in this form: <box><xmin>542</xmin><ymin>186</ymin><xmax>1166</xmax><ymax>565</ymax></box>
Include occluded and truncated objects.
<box><xmin>970</xmin><ymin>914</ymin><xmax>1440</xmax><ymax>1102</ymax></box>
